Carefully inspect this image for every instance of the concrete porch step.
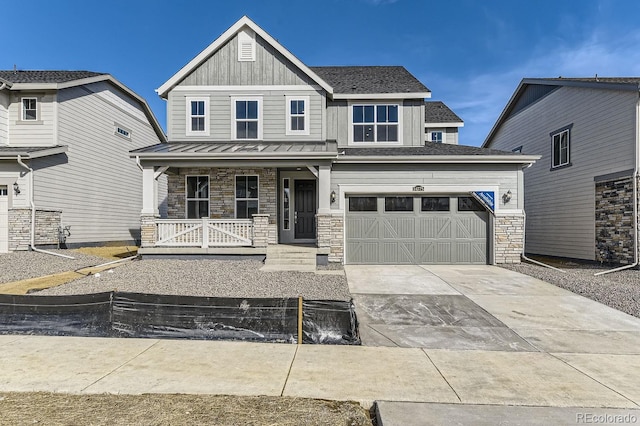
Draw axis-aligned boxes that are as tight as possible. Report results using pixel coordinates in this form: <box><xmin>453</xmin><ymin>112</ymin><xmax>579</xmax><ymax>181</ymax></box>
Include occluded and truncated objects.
<box><xmin>261</xmin><ymin>245</ymin><xmax>317</xmax><ymax>272</ymax></box>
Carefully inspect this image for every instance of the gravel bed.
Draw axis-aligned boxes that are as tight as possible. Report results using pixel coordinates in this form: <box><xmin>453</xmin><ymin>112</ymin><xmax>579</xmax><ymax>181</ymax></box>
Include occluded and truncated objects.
<box><xmin>0</xmin><ymin>250</ymin><xmax>111</xmax><ymax>284</ymax></box>
<box><xmin>502</xmin><ymin>261</ymin><xmax>640</xmax><ymax>318</ymax></box>
<box><xmin>37</xmin><ymin>258</ymin><xmax>352</xmax><ymax>300</ymax></box>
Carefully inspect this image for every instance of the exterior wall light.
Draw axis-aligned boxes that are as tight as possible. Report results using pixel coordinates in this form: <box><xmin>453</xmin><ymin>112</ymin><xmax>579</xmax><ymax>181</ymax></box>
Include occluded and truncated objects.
<box><xmin>13</xmin><ymin>182</ymin><xmax>20</xmax><ymax>195</ymax></box>
<box><xmin>330</xmin><ymin>190</ymin><xmax>336</xmax><ymax>204</ymax></box>
<box><xmin>502</xmin><ymin>189</ymin><xmax>512</xmax><ymax>203</ymax></box>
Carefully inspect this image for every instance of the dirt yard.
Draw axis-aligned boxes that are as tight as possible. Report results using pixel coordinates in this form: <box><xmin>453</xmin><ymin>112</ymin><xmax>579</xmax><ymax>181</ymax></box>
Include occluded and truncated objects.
<box><xmin>0</xmin><ymin>392</ymin><xmax>373</xmax><ymax>426</ymax></box>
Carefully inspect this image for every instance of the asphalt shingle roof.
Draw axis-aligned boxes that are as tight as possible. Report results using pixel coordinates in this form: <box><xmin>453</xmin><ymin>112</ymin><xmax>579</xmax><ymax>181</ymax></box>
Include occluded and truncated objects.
<box><xmin>0</xmin><ymin>70</ymin><xmax>105</xmax><ymax>84</ymax></box>
<box><xmin>342</xmin><ymin>143</ymin><xmax>517</xmax><ymax>156</ymax></box>
<box><xmin>310</xmin><ymin>66</ymin><xmax>430</xmax><ymax>95</ymax></box>
<box><xmin>424</xmin><ymin>101</ymin><xmax>463</xmax><ymax>124</ymax></box>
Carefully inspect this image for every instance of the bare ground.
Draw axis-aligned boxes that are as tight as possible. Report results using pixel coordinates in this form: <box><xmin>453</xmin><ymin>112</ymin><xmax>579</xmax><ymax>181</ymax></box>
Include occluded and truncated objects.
<box><xmin>0</xmin><ymin>392</ymin><xmax>373</xmax><ymax>426</ymax></box>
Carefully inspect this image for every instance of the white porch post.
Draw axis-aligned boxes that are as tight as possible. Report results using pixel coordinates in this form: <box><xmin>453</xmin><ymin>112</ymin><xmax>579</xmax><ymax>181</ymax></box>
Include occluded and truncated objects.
<box><xmin>318</xmin><ymin>164</ymin><xmax>331</xmax><ymax>214</ymax></box>
<box><xmin>141</xmin><ymin>166</ymin><xmax>158</xmax><ymax>216</ymax></box>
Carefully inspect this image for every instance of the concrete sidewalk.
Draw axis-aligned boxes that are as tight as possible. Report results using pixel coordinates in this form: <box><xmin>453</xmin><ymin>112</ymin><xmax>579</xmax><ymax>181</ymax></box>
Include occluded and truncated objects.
<box><xmin>1</xmin><ymin>265</ymin><xmax>640</xmax><ymax>425</ymax></box>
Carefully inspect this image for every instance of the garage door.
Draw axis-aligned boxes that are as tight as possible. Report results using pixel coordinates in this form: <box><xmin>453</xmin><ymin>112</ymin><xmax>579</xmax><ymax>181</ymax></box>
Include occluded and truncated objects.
<box><xmin>346</xmin><ymin>195</ymin><xmax>488</xmax><ymax>264</ymax></box>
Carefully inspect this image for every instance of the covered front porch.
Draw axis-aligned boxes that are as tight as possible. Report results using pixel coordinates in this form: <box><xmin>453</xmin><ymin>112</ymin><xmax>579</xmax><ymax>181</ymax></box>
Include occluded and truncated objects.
<box><xmin>132</xmin><ymin>141</ymin><xmax>338</xmax><ymax>256</ymax></box>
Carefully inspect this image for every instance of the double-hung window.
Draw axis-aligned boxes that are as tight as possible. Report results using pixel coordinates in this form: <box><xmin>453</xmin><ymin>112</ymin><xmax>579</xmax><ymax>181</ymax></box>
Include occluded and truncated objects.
<box><xmin>22</xmin><ymin>98</ymin><xmax>37</xmax><ymax>121</ymax></box>
<box><xmin>286</xmin><ymin>95</ymin><xmax>310</xmax><ymax>135</ymax></box>
<box><xmin>186</xmin><ymin>176</ymin><xmax>209</xmax><ymax>219</ymax></box>
<box><xmin>551</xmin><ymin>125</ymin><xmax>572</xmax><ymax>169</ymax></box>
<box><xmin>233</xmin><ymin>97</ymin><xmax>262</xmax><ymax>140</ymax></box>
<box><xmin>235</xmin><ymin>175</ymin><xmax>259</xmax><ymax>218</ymax></box>
<box><xmin>352</xmin><ymin>104</ymin><xmax>399</xmax><ymax>143</ymax></box>
<box><xmin>186</xmin><ymin>97</ymin><xmax>209</xmax><ymax>136</ymax></box>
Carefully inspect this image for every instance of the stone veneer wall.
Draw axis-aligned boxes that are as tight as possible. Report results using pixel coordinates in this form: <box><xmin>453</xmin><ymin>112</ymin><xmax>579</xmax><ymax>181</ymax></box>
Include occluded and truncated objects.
<box><xmin>494</xmin><ymin>214</ymin><xmax>524</xmax><ymax>264</ymax></box>
<box><xmin>317</xmin><ymin>213</ymin><xmax>344</xmax><ymax>263</ymax></box>
<box><xmin>595</xmin><ymin>176</ymin><xmax>635</xmax><ymax>264</ymax></box>
<box><xmin>167</xmin><ymin>168</ymin><xmax>277</xmax><ymax>225</ymax></box>
<box><xmin>8</xmin><ymin>209</ymin><xmax>61</xmax><ymax>251</ymax></box>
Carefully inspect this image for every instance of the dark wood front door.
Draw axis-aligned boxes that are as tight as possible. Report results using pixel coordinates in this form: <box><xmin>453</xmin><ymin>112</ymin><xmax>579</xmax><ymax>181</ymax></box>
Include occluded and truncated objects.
<box><xmin>294</xmin><ymin>180</ymin><xmax>316</xmax><ymax>239</ymax></box>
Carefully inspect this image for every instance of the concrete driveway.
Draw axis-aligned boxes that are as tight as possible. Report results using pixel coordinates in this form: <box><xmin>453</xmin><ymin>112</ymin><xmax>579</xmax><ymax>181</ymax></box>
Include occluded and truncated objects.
<box><xmin>345</xmin><ymin>264</ymin><xmax>640</xmax><ymax>353</ymax></box>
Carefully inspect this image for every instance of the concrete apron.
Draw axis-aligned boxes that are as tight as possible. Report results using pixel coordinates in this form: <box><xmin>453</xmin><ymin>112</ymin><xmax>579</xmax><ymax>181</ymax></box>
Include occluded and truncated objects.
<box><xmin>344</xmin><ymin>264</ymin><xmax>640</xmax><ymax>412</ymax></box>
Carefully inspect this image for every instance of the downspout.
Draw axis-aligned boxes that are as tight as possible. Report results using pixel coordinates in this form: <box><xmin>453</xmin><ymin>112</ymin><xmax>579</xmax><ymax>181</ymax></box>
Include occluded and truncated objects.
<box><xmin>16</xmin><ymin>155</ymin><xmax>74</xmax><ymax>259</ymax></box>
<box><xmin>594</xmin><ymin>92</ymin><xmax>640</xmax><ymax>276</ymax></box>
<box><xmin>518</xmin><ymin>162</ymin><xmax>566</xmax><ymax>272</ymax></box>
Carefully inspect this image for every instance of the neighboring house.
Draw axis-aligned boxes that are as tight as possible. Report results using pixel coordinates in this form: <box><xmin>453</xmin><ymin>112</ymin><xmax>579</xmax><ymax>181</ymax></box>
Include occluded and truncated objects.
<box><xmin>134</xmin><ymin>16</ymin><xmax>537</xmax><ymax>265</ymax></box>
<box><xmin>0</xmin><ymin>70</ymin><xmax>166</xmax><ymax>253</ymax></box>
<box><xmin>483</xmin><ymin>77</ymin><xmax>640</xmax><ymax>265</ymax></box>
<box><xmin>424</xmin><ymin>101</ymin><xmax>463</xmax><ymax>145</ymax></box>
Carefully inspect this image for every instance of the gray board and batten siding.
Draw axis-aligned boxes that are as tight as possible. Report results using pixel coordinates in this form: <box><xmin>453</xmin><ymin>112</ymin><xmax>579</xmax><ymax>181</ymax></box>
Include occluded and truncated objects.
<box><xmin>32</xmin><ymin>81</ymin><xmax>163</xmax><ymax>245</ymax></box>
<box><xmin>168</xmin><ymin>32</ymin><xmax>324</xmax><ymax>141</ymax></box>
<box><xmin>487</xmin><ymin>84</ymin><xmax>637</xmax><ymax>261</ymax></box>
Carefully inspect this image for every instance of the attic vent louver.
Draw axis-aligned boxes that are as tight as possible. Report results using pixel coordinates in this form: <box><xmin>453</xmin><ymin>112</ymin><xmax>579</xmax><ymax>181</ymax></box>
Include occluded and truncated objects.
<box><xmin>238</xmin><ymin>29</ymin><xmax>256</xmax><ymax>62</ymax></box>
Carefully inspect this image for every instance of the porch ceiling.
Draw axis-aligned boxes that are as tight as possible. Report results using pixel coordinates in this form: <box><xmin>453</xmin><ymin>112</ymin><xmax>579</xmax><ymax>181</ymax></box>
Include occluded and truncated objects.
<box><xmin>130</xmin><ymin>141</ymin><xmax>338</xmax><ymax>162</ymax></box>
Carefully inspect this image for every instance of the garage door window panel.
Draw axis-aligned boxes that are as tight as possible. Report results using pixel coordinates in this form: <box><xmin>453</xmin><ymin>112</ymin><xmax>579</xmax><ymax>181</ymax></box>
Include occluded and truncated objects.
<box><xmin>422</xmin><ymin>197</ymin><xmax>450</xmax><ymax>212</ymax></box>
<box><xmin>349</xmin><ymin>197</ymin><xmax>378</xmax><ymax>212</ymax></box>
<box><xmin>385</xmin><ymin>196</ymin><xmax>413</xmax><ymax>212</ymax></box>
<box><xmin>458</xmin><ymin>197</ymin><xmax>484</xmax><ymax>212</ymax></box>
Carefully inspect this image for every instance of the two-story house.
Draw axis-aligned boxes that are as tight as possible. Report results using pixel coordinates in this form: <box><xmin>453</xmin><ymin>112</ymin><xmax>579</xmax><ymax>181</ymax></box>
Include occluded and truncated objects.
<box><xmin>134</xmin><ymin>16</ymin><xmax>538</xmax><ymax>265</ymax></box>
<box><xmin>483</xmin><ymin>78</ymin><xmax>640</xmax><ymax>266</ymax></box>
<box><xmin>0</xmin><ymin>71</ymin><xmax>166</xmax><ymax>253</ymax></box>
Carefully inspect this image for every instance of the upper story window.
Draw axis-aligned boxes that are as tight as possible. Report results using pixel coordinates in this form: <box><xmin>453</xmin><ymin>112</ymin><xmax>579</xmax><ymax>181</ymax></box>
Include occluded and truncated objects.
<box><xmin>428</xmin><ymin>131</ymin><xmax>443</xmax><ymax>144</ymax></box>
<box><xmin>186</xmin><ymin>97</ymin><xmax>209</xmax><ymax>136</ymax></box>
<box><xmin>551</xmin><ymin>125</ymin><xmax>572</xmax><ymax>169</ymax></box>
<box><xmin>22</xmin><ymin>98</ymin><xmax>37</xmax><ymax>121</ymax></box>
<box><xmin>186</xmin><ymin>175</ymin><xmax>210</xmax><ymax>219</ymax></box>
<box><xmin>286</xmin><ymin>95</ymin><xmax>310</xmax><ymax>136</ymax></box>
<box><xmin>351</xmin><ymin>104</ymin><xmax>399</xmax><ymax>143</ymax></box>
<box><xmin>233</xmin><ymin>97</ymin><xmax>262</xmax><ymax>140</ymax></box>
<box><xmin>114</xmin><ymin>123</ymin><xmax>131</xmax><ymax>140</ymax></box>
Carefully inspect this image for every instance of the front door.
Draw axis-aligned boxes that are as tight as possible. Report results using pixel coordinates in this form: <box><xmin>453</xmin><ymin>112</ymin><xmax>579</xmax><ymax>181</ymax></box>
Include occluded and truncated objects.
<box><xmin>294</xmin><ymin>180</ymin><xmax>316</xmax><ymax>239</ymax></box>
<box><xmin>0</xmin><ymin>185</ymin><xmax>8</xmax><ymax>253</ymax></box>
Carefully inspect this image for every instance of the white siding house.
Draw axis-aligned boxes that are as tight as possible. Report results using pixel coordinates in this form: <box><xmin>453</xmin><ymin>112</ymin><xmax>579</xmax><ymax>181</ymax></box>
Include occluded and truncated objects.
<box><xmin>483</xmin><ymin>78</ymin><xmax>640</xmax><ymax>265</ymax></box>
<box><xmin>0</xmin><ymin>71</ymin><xmax>166</xmax><ymax>252</ymax></box>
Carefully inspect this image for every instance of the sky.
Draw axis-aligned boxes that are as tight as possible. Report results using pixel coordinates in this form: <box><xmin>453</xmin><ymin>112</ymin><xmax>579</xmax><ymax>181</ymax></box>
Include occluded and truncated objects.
<box><xmin>4</xmin><ymin>0</ymin><xmax>640</xmax><ymax>146</ymax></box>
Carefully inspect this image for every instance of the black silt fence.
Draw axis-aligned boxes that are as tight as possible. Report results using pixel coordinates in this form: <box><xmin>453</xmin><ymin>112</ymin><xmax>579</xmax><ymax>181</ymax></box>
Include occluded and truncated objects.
<box><xmin>0</xmin><ymin>292</ymin><xmax>360</xmax><ymax>345</ymax></box>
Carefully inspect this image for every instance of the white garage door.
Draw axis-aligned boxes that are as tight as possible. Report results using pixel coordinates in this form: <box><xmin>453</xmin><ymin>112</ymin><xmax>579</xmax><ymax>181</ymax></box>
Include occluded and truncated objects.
<box><xmin>346</xmin><ymin>195</ymin><xmax>489</xmax><ymax>264</ymax></box>
<box><xmin>0</xmin><ymin>185</ymin><xmax>8</xmax><ymax>253</ymax></box>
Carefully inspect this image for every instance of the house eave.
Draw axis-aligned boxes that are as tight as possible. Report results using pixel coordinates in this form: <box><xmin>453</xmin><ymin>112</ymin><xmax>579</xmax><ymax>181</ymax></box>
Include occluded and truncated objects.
<box><xmin>425</xmin><ymin>122</ymin><xmax>464</xmax><ymax>128</ymax></box>
<box><xmin>0</xmin><ymin>145</ymin><xmax>68</xmax><ymax>160</ymax></box>
<box><xmin>335</xmin><ymin>154</ymin><xmax>539</xmax><ymax>165</ymax></box>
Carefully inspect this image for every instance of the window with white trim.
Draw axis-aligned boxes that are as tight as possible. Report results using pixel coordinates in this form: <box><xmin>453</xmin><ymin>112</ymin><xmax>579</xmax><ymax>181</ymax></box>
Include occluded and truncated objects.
<box><xmin>351</xmin><ymin>104</ymin><xmax>399</xmax><ymax>143</ymax></box>
<box><xmin>235</xmin><ymin>175</ymin><xmax>259</xmax><ymax>218</ymax></box>
<box><xmin>551</xmin><ymin>126</ymin><xmax>571</xmax><ymax>169</ymax></box>
<box><xmin>186</xmin><ymin>97</ymin><xmax>209</xmax><ymax>136</ymax></box>
<box><xmin>186</xmin><ymin>176</ymin><xmax>209</xmax><ymax>219</ymax></box>
<box><xmin>22</xmin><ymin>98</ymin><xmax>37</xmax><ymax>121</ymax></box>
<box><xmin>285</xmin><ymin>96</ymin><xmax>310</xmax><ymax>136</ymax></box>
<box><xmin>428</xmin><ymin>131</ymin><xmax>443</xmax><ymax>143</ymax></box>
<box><xmin>114</xmin><ymin>123</ymin><xmax>131</xmax><ymax>140</ymax></box>
<box><xmin>233</xmin><ymin>98</ymin><xmax>262</xmax><ymax>140</ymax></box>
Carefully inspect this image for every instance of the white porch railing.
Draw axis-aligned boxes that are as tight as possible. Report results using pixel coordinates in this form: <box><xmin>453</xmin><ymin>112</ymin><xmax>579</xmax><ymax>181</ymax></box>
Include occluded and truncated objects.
<box><xmin>155</xmin><ymin>219</ymin><xmax>253</xmax><ymax>247</ymax></box>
